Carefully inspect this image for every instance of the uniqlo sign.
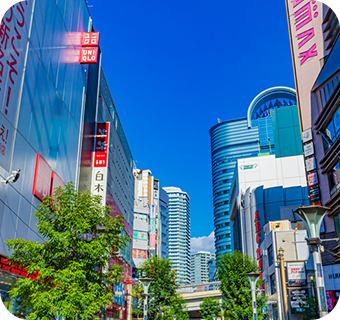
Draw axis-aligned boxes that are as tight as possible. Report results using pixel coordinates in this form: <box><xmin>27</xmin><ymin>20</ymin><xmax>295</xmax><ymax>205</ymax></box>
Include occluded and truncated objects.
<box><xmin>82</xmin><ymin>32</ymin><xmax>100</xmax><ymax>47</ymax></box>
<box><xmin>32</xmin><ymin>154</ymin><xmax>52</xmax><ymax>201</ymax></box>
<box><xmin>80</xmin><ymin>49</ymin><xmax>98</xmax><ymax>64</ymax></box>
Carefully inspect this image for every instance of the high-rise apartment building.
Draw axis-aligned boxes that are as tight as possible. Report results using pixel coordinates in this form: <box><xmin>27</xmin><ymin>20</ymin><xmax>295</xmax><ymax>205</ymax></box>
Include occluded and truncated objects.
<box><xmin>163</xmin><ymin>187</ymin><xmax>191</xmax><ymax>285</ymax></box>
<box><xmin>132</xmin><ymin>169</ymin><xmax>169</xmax><ymax>267</ymax></box>
<box><xmin>191</xmin><ymin>251</ymin><xmax>216</xmax><ymax>284</ymax></box>
<box><xmin>209</xmin><ymin>87</ymin><xmax>298</xmax><ymax>256</ymax></box>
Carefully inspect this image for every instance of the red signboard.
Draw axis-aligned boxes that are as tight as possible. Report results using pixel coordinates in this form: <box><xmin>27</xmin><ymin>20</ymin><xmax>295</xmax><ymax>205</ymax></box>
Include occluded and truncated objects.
<box><xmin>82</xmin><ymin>32</ymin><xmax>100</xmax><ymax>47</ymax></box>
<box><xmin>51</xmin><ymin>171</ymin><xmax>64</xmax><ymax>196</ymax></box>
<box><xmin>80</xmin><ymin>48</ymin><xmax>98</xmax><ymax>64</ymax></box>
<box><xmin>32</xmin><ymin>154</ymin><xmax>52</xmax><ymax>201</ymax></box>
<box><xmin>94</xmin><ymin>122</ymin><xmax>110</xmax><ymax>167</ymax></box>
<box><xmin>0</xmin><ymin>254</ymin><xmax>39</xmax><ymax>280</ymax></box>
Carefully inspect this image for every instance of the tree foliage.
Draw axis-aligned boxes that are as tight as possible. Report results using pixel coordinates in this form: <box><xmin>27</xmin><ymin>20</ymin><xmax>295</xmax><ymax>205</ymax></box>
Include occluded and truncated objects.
<box><xmin>133</xmin><ymin>256</ymin><xmax>189</xmax><ymax>320</ymax></box>
<box><xmin>299</xmin><ymin>296</ymin><xmax>319</xmax><ymax>320</ymax></box>
<box><xmin>5</xmin><ymin>182</ymin><xmax>127</xmax><ymax>320</ymax></box>
<box><xmin>200</xmin><ymin>297</ymin><xmax>221</xmax><ymax>320</ymax></box>
<box><xmin>217</xmin><ymin>251</ymin><xmax>267</xmax><ymax>320</ymax></box>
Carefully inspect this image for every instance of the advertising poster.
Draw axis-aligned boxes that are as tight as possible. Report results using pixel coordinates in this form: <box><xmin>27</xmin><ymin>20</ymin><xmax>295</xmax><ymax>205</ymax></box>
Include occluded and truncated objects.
<box><xmin>326</xmin><ymin>290</ymin><xmax>340</xmax><ymax>311</ymax></box>
<box><xmin>304</xmin><ymin>141</ymin><xmax>314</xmax><ymax>157</ymax></box>
<box><xmin>302</xmin><ymin>128</ymin><xmax>313</xmax><ymax>143</ymax></box>
<box><xmin>305</xmin><ymin>156</ymin><xmax>316</xmax><ymax>172</ymax></box>
<box><xmin>287</xmin><ymin>262</ymin><xmax>307</xmax><ymax>286</ymax></box>
<box><xmin>307</xmin><ymin>171</ymin><xmax>318</xmax><ymax>187</ymax></box>
<box><xmin>289</xmin><ymin>288</ymin><xmax>309</xmax><ymax>314</ymax></box>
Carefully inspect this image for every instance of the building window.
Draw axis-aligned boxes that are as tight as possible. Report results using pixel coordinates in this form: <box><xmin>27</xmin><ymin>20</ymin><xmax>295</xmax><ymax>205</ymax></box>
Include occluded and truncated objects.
<box><xmin>268</xmin><ymin>245</ymin><xmax>274</xmax><ymax>267</ymax></box>
<box><xmin>328</xmin><ymin>160</ymin><xmax>340</xmax><ymax>198</ymax></box>
<box><xmin>270</xmin><ymin>273</ymin><xmax>276</xmax><ymax>295</ymax></box>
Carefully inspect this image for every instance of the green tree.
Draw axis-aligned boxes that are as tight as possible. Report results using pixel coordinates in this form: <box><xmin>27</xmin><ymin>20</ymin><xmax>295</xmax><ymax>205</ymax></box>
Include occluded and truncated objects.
<box><xmin>133</xmin><ymin>255</ymin><xmax>189</xmax><ymax>320</ymax></box>
<box><xmin>299</xmin><ymin>296</ymin><xmax>319</xmax><ymax>320</ymax></box>
<box><xmin>200</xmin><ymin>297</ymin><xmax>221</xmax><ymax>320</ymax></box>
<box><xmin>217</xmin><ymin>251</ymin><xmax>267</xmax><ymax>320</ymax></box>
<box><xmin>5</xmin><ymin>182</ymin><xmax>128</xmax><ymax>320</ymax></box>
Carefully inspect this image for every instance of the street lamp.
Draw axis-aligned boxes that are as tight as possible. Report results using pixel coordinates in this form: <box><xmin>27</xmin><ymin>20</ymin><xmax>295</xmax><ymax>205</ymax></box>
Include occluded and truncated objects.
<box><xmin>245</xmin><ymin>272</ymin><xmax>260</xmax><ymax>320</ymax></box>
<box><xmin>173</xmin><ymin>315</ymin><xmax>177</xmax><ymax>320</ymax></box>
<box><xmin>278</xmin><ymin>247</ymin><xmax>289</xmax><ymax>320</ymax></box>
<box><xmin>309</xmin><ymin>273</ymin><xmax>315</xmax><ymax>297</ymax></box>
<box><xmin>212</xmin><ymin>315</ymin><xmax>217</xmax><ymax>320</ymax></box>
<box><xmin>139</xmin><ymin>272</ymin><xmax>152</xmax><ymax>320</ymax></box>
<box><xmin>294</xmin><ymin>205</ymin><xmax>329</xmax><ymax>317</ymax></box>
<box><xmin>220</xmin><ymin>305</ymin><xmax>224</xmax><ymax>320</ymax></box>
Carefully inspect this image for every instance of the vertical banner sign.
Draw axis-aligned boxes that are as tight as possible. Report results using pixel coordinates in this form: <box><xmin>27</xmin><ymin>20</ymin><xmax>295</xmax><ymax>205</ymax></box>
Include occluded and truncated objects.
<box><xmin>32</xmin><ymin>154</ymin><xmax>52</xmax><ymax>201</ymax></box>
<box><xmin>286</xmin><ymin>0</ymin><xmax>324</xmax><ymax>130</ymax></box>
<box><xmin>254</xmin><ymin>210</ymin><xmax>263</xmax><ymax>288</ymax></box>
<box><xmin>0</xmin><ymin>1</ymin><xmax>34</xmax><ymax>171</ymax></box>
<box><xmin>91</xmin><ymin>122</ymin><xmax>110</xmax><ymax>205</ymax></box>
<box><xmin>287</xmin><ymin>262</ymin><xmax>307</xmax><ymax>286</ymax></box>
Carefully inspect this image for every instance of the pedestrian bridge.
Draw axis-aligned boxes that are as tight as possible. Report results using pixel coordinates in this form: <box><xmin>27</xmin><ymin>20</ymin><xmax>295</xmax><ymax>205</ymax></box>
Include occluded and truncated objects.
<box><xmin>177</xmin><ymin>282</ymin><xmax>222</xmax><ymax>319</ymax></box>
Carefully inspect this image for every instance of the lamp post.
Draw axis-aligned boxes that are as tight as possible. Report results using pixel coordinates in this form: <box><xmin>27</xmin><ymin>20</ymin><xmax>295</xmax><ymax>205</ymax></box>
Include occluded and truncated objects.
<box><xmin>278</xmin><ymin>247</ymin><xmax>289</xmax><ymax>320</ymax></box>
<box><xmin>139</xmin><ymin>272</ymin><xmax>152</xmax><ymax>320</ymax></box>
<box><xmin>245</xmin><ymin>272</ymin><xmax>260</xmax><ymax>320</ymax></box>
<box><xmin>212</xmin><ymin>315</ymin><xmax>217</xmax><ymax>320</ymax></box>
<box><xmin>220</xmin><ymin>305</ymin><xmax>224</xmax><ymax>320</ymax></box>
<box><xmin>173</xmin><ymin>315</ymin><xmax>177</xmax><ymax>320</ymax></box>
<box><xmin>309</xmin><ymin>273</ymin><xmax>315</xmax><ymax>297</ymax></box>
<box><xmin>294</xmin><ymin>205</ymin><xmax>328</xmax><ymax>317</ymax></box>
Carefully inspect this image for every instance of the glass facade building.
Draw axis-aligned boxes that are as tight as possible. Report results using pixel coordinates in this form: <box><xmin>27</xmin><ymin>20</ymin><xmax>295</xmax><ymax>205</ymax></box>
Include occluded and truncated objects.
<box><xmin>163</xmin><ymin>187</ymin><xmax>191</xmax><ymax>285</ymax></box>
<box><xmin>0</xmin><ymin>1</ymin><xmax>134</xmax><ymax>318</ymax></box>
<box><xmin>209</xmin><ymin>87</ymin><xmax>297</xmax><ymax>256</ymax></box>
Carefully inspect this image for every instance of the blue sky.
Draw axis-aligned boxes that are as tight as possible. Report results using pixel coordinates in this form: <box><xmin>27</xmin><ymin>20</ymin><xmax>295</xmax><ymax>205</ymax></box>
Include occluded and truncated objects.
<box><xmin>86</xmin><ymin>1</ymin><xmax>339</xmax><ymax>252</ymax></box>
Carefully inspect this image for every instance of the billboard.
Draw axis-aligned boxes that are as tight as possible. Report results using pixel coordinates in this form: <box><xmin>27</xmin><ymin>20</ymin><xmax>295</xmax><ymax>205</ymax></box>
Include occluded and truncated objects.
<box><xmin>0</xmin><ymin>1</ymin><xmax>34</xmax><ymax>171</ymax></box>
<box><xmin>285</xmin><ymin>0</ymin><xmax>325</xmax><ymax>130</ymax></box>
<box><xmin>91</xmin><ymin>122</ymin><xmax>110</xmax><ymax>205</ymax></box>
<box><xmin>287</xmin><ymin>261</ymin><xmax>307</xmax><ymax>286</ymax></box>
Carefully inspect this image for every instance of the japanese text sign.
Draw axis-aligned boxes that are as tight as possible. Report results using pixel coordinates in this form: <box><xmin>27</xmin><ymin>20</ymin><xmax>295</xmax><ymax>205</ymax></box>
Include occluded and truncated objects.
<box><xmin>80</xmin><ymin>48</ymin><xmax>98</xmax><ymax>64</ymax></box>
<box><xmin>91</xmin><ymin>122</ymin><xmax>110</xmax><ymax>205</ymax></box>
<box><xmin>32</xmin><ymin>154</ymin><xmax>52</xmax><ymax>201</ymax></box>
<box><xmin>0</xmin><ymin>1</ymin><xmax>34</xmax><ymax>171</ymax></box>
<box><xmin>94</xmin><ymin>122</ymin><xmax>110</xmax><ymax>167</ymax></box>
<box><xmin>82</xmin><ymin>32</ymin><xmax>100</xmax><ymax>47</ymax></box>
<box><xmin>287</xmin><ymin>262</ymin><xmax>307</xmax><ymax>286</ymax></box>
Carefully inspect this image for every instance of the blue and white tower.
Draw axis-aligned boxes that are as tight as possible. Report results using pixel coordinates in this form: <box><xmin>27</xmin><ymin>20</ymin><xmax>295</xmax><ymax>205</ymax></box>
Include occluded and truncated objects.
<box><xmin>209</xmin><ymin>87</ymin><xmax>298</xmax><ymax>256</ymax></box>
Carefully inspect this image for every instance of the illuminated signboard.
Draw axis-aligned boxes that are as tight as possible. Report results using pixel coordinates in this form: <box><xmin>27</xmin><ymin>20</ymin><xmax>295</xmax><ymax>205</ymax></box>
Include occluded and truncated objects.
<box><xmin>302</xmin><ymin>128</ymin><xmax>313</xmax><ymax>143</ymax></box>
<box><xmin>80</xmin><ymin>48</ymin><xmax>98</xmax><ymax>64</ymax></box>
<box><xmin>91</xmin><ymin>122</ymin><xmax>110</xmax><ymax>205</ymax></box>
<box><xmin>303</xmin><ymin>141</ymin><xmax>314</xmax><ymax>157</ymax></box>
<box><xmin>254</xmin><ymin>210</ymin><xmax>263</xmax><ymax>286</ymax></box>
<box><xmin>305</xmin><ymin>156</ymin><xmax>316</xmax><ymax>172</ymax></box>
<box><xmin>287</xmin><ymin>262</ymin><xmax>307</xmax><ymax>286</ymax></box>
<box><xmin>32</xmin><ymin>154</ymin><xmax>52</xmax><ymax>201</ymax></box>
<box><xmin>307</xmin><ymin>171</ymin><xmax>318</xmax><ymax>187</ymax></box>
<box><xmin>0</xmin><ymin>254</ymin><xmax>39</xmax><ymax>280</ymax></box>
<box><xmin>51</xmin><ymin>171</ymin><xmax>64</xmax><ymax>195</ymax></box>
<box><xmin>82</xmin><ymin>32</ymin><xmax>100</xmax><ymax>47</ymax></box>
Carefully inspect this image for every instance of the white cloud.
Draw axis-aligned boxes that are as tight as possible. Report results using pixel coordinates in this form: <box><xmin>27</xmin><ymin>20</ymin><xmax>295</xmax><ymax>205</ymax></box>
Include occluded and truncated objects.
<box><xmin>190</xmin><ymin>231</ymin><xmax>215</xmax><ymax>253</ymax></box>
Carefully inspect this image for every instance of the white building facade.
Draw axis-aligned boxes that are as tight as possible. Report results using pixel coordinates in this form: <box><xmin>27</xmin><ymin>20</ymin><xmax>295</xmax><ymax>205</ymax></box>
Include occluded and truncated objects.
<box><xmin>163</xmin><ymin>187</ymin><xmax>191</xmax><ymax>285</ymax></box>
<box><xmin>191</xmin><ymin>251</ymin><xmax>216</xmax><ymax>284</ymax></box>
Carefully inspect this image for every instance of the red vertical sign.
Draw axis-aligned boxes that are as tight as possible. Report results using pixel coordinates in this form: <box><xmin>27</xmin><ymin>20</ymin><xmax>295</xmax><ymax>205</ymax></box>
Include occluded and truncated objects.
<box><xmin>94</xmin><ymin>122</ymin><xmax>110</xmax><ymax>167</ymax></box>
<box><xmin>32</xmin><ymin>154</ymin><xmax>52</xmax><ymax>201</ymax></box>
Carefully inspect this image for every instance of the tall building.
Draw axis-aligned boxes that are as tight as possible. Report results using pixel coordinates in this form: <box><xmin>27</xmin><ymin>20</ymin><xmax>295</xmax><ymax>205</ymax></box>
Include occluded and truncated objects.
<box><xmin>209</xmin><ymin>87</ymin><xmax>297</xmax><ymax>256</ymax></box>
<box><xmin>132</xmin><ymin>169</ymin><xmax>169</xmax><ymax>267</ymax></box>
<box><xmin>0</xmin><ymin>1</ymin><xmax>134</xmax><ymax>318</ymax></box>
<box><xmin>191</xmin><ymin>251</ymin><xmax>215</xmax><ymax>284</ymax></box>
<box><xmin>286</xmin><ymin>2</ymin><xmax>340</xmax><ymax>310</ymax></box>
<box><xmin>163</xmin><ymin>187</ymin><xmax>191</xmax><ymax>285</ymax></box>
<box><xmin>160</xmin><ymin>188</ymin><xmax>170</xmax><ymax>258</ymax></box>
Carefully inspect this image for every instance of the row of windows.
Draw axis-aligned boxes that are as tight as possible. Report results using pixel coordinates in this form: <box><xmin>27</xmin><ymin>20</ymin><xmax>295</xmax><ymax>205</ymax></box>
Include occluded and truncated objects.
<box><xmin>318</xmin><ymin>75</ymin><xmax>340</xmax><ymax>109</ymax></box>
<box><xmin>214</xmin><ymin>179</ymin><xmax>232</xmax><ymax>186</ymax></box>
<box><xmin>214</xmin><ymin>190</ymin><xmax>229</xmax><ymax>198</ymax></box>
<box><xmin>215</xmin><ymin>233</ymin><xmax>231</xmax><ymax>240</ymax></box>
<box><xmin>215</xmin><ymin>200</ymin><xmax>229</xmax><ymax>208</ymax></box>
<box><xmin>214</xmin><ymin>211</ymin><xmax>229</xmax><ymax>219</ymax></box>
<box><xmin>215</xmin><ymin>222</ymin><xmax>230</xmax><ymax>229</ymax></box>
<box><xmin>216</xmin><ymin>245</ymin><xmax>231</xmax><ymax>251</ymax></box>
